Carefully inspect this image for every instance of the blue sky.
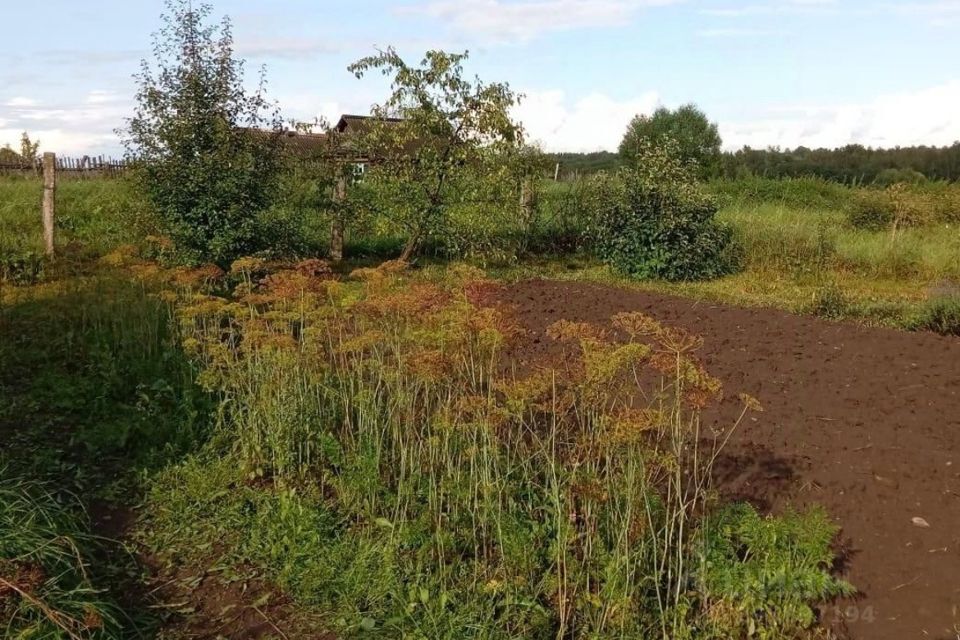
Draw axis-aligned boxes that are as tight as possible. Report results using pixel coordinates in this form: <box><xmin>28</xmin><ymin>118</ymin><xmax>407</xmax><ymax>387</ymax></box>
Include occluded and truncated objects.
<box><xmin>2</xmin><ymin>0</ymin><xmax>959</xmax><ymax>155</ymax></box>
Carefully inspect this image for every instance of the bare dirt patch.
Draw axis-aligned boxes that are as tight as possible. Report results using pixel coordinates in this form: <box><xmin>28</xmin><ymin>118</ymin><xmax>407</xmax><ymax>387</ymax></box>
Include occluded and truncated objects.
<box><xmin>496</xmin><ymin>279</ymin><xmax>960</xmax><ymax>640</ymax></box>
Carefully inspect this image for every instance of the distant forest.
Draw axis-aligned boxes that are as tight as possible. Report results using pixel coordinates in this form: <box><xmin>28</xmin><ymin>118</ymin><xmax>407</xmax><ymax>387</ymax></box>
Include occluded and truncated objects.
<box><xmin>547</xmin><ymin>143</ymin><xmax>960</xmax><ymax>183</ymax></box>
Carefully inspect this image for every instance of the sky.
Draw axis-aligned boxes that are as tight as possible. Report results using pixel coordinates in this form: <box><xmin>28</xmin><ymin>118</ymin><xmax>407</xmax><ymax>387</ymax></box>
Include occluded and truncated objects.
<box><xmin>2</xmin><ymin>0</ymin><xmax>959</xmax><ymax>155</ymax></box>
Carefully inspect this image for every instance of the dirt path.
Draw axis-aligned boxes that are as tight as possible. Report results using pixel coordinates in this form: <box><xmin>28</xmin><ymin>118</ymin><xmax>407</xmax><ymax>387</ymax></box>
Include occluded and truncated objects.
<box><xmin>496</xmin><ymin>279</ymin><xmax>960</xmax><ymax>640</ymax></box>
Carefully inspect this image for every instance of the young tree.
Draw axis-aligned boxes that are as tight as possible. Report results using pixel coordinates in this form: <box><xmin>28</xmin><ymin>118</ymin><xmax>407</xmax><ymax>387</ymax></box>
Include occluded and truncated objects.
<box><xmin>619</xmin><ymin>104</ymin><xmax>722</xmax><ymax>178</ymax></box>
<box><xmin>348</xmin><ymin>48</ymin><xmax>523</xmax><ymax>261</ymax></box>
<box><xmin>19</xmin><ymin>132</ymin><xmax>40</xmax><ymax>166</ymax></box>
<box><xmin>123</xmin><ymin>0</ymin><xmax>283</xmax><ymax>265</ymax></box>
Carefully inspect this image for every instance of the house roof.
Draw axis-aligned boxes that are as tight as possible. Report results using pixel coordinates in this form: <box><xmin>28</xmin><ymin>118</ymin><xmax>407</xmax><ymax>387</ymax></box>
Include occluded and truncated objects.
<box><xmin>241</xmin><ymin>114</ymin><xmax>407</xmax><ymax>162</ymax></box>
<box><xmin>335</xmin><ymin>114</ymin><xmax>405</xmax><ymax>134</ymax></box>
<box><xmin>275</xmin><ymin>130</ymin><xmax>329</xmax><ymax>156</ymax></box>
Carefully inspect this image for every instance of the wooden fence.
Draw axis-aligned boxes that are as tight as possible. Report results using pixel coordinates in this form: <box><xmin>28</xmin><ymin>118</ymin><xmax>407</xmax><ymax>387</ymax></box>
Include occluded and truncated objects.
<box><xmin>0</xmin><ymin>155</ymin><xmax>129</xmax><ymax>178</ymax></box>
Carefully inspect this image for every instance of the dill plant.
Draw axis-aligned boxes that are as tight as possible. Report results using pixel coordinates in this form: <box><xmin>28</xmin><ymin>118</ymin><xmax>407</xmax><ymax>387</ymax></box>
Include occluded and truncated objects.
<box><xmin>157</xmin><ymin>259</ymin><xmax>850</xmax><ymax>638</ymax></box>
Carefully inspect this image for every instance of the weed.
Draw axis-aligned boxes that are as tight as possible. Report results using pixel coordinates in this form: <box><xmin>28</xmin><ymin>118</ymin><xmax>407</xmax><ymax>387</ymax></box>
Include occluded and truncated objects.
<box><xmin>703</xmin><ymin>504</ymin><xmax>854</xmax><ymax>639</ymax></box>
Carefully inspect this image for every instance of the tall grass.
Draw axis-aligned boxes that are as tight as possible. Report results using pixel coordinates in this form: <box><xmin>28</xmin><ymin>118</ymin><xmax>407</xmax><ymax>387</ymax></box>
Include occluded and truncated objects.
<box><xmin>0</xmin><ymin>470</ymin><xmax>119</xmax><ymax>638</ymax></box>
<box><xmin>720</xmin><ymin>203</ymin><xmax>960</xmax><ymax>282</ymax></box>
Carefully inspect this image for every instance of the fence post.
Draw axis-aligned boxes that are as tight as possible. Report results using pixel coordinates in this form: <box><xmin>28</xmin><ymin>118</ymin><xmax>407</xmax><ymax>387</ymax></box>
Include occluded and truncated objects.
<box><xmin>520</xmin><ymin>176</ymin><xmax>535</xmax><ymax>222</ymax></box>
<box><xmin>330</xmin><ymin>173</ymin><xmax>346</xmax><ymax>263</ymax></box>
<box><xmin>42</xmin><ymin>152</ymin><xmax>56</xmax><ymax>257</ymax></box>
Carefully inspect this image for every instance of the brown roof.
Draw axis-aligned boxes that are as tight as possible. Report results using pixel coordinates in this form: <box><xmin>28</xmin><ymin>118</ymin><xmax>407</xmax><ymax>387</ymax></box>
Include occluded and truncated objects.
<box><xmin>241</xmin><ymin>114</ymin><xmax>407</xmax><ymax>162</ymax></box>
<box><xmin>275</xmin><ymin>130</ymin><xmax>329</xmax><ymax>156</ymax></box>
<box><xmin>334</xmin><ymin>114</ymin><xmax>404</xmax><ymax>134</ymax></box>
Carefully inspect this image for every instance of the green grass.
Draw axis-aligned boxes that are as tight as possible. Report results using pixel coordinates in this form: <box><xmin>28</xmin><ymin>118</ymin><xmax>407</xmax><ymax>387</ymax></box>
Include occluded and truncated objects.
<box><xmin>0</xmin><ymin>269</ymin><xmax>211</xmax><ymax>638</ymax></box>
<box><xmin>0</xmin><ymin>177</ymin><xmax>147</xmax><ymax>283</ymax></box>
<box><xmin>5</xmin><ymin>174</ymin><xmax>922</xmax><ymax>638</ymax></box>
<box><xmin>0</xmin><ymin>470</ymin><xmax>121</xmax><ymax>639</ymax></box>
<box><xmin>492</xmin><ymin>195</ymin><xmax>959</xmax><ymax>332</ymax></box>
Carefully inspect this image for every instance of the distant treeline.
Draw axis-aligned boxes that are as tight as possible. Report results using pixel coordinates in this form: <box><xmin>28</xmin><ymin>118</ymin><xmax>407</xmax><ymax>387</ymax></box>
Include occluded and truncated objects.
<box><xmin>548</xmin><ymin>143</ymin><xmax>960</xmax><ymax>183</ymax></box>
<box><xmin>723</xmin><ymin>144</ymin><xmax>960</xmax><ymax>184</ymax></box>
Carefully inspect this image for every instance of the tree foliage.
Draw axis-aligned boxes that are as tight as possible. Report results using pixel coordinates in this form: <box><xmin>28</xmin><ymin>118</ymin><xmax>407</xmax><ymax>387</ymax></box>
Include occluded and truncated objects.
<box><xmin>19</xmin><ymin>133</ymin><xmax>40</xmax><ymax>165</ymax></box>
<box><xmin>123</xmin><ymin>0</ymin><xmax>283</xmax><ymax>265</ymax></box>
<box><xmin>347</xmin><ymin>48</ymin><xmax>524</xmax><ymax>260</ymax></box>
<box><xmin>586</xmin><ymin>139</ymin><xmax>736</xmax><ymax>281</ymax></box>
<box><xmin>0</xmin><ymin>133</ymin><xmax>39</xmax><ymax>165</ymax></box>
<box><xmin>620</xmin><ymin>105</ymin><xmax>722</xmax><ymax>178</ymax></box>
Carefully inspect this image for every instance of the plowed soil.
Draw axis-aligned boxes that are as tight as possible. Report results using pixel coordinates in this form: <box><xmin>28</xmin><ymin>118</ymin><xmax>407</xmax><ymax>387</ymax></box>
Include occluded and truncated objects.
<box><xmin>495</xmin><ymin>279</ymin><xmax>960</xmax><ymax>640</ymax></box>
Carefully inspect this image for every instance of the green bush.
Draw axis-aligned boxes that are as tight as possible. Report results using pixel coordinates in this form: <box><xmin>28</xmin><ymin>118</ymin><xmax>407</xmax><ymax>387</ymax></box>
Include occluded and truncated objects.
<box><xmin>847</xmin><ymin>189</ymin><xmax>895</xmax><ymax>230</ymax></box>
<box><xmin>710</xmin><ymin>176</ymin><xmax>853</xmax><ymax>212</ymax></box>
<box><xmin>703</xmin><ymin>503</ymin><xmax>854</xmax><ymax>639</ymax></box>
<box><xmin>847</xmin><ymin>183</ymin><xmax>960</xmax><ymax>230</ymax></box>
<box><xmin>585</xmin><ymin>140</ymin><xmax>737</xmax><ymax>281</ymax></box>
<box><xmin>873</xmin><ymin>167</ymin><xmax>926</xmax><ymax>187</ymax></box>
<box><xmin>809</xmin><ymin>281</ymin><xmax>850</xmax><ymax>319</ymax></box>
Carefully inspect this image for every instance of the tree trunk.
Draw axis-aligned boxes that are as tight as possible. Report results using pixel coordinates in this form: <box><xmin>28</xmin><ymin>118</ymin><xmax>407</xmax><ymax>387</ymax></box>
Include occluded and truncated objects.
<box><xmin>399</xmin><ymin>231</ymin><xmax>420</xmax><ymax>262</ymax></box>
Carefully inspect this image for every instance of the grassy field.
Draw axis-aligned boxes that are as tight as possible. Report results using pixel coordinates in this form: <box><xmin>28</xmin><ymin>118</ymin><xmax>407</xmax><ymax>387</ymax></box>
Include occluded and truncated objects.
<box><xmin>506</xmin><ymin>176</ymin><xmax>960</xmax><ymax>333</ymax></box>
<box><xmin>0</xmin><ymin>177</ymin><xmax>146</xmax><ymax>282</ymax></box>
<box><xmin>1</xmin><ymin>173</ymin><xmax>955</xmax><ymax>637</ymax></box>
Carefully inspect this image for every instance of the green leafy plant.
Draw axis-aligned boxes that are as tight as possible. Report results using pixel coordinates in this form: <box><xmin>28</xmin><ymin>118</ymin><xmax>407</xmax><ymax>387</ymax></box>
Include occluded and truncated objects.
<box><xmin>703</xmin><ymin>503</ymin><xmax>854</xmax><ymax>639</ymax></box>
<box><xmin>585</xmin><ymin>139</ymin><xmax>737</xmax><ymax>281</ymax></box>
<box><xmin>123</xmin><ymin>0</ymin><xmax>283</xmax><ymax>266</ymax></box>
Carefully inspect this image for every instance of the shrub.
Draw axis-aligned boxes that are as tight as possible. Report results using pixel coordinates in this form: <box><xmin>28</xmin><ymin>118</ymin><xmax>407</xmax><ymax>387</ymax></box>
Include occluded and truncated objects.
<box><xmin>585</xmin><ymin>140</ymin><xmax>737</xmax><ymax>281</ymax></box>
<box><xmin>123</xmin><ymin>0</ymin><xmax>283</xmax><ymax>266</ymax></box>
<box><xmin>847</xmin><ymin>189</ymin><xmax>895</xmax><ymax>230</ymax></box>
<box><xmin>847</xmin><ymin>183</ymin><xmax>955</xmax><ymax>231</ymax></box>
<box><xmin>873</xmin><ymin>167</ymin><xmax>926</xmax><ymax>187</ymax></box>
<box><xmin>710</xmin><ymin>176</ymin><xmax>853</xmax><ymax>212</ymax></box>
<box><xmin>809</xmin><ymin>281</ymin><xmax>850</xmax><ymax>319</ymax></box>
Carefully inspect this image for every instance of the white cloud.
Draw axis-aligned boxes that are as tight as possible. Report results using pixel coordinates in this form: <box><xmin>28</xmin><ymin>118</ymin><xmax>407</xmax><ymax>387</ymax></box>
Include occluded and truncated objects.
<box><xmin>702</xmin><ymin>0</ymin><xmax>837</xmax><ymax>17</ymax></box>
<box><xmin>513</xmin><ymin>80</ymin><xmax>960</xmax><ymax>152</ymax></box>
<box><xmin>5</xmin><ymin>97</ymin><xmax>37</xmax><ymax>107</ymax></box>
<box><xmin>514</xmin><ymin>89</ymin><xmax>660</xmax><ymax>151</ymax></box>
<box><xmin>889</xmin><ymin>0</ymin><xmax>960</xmax><ymax>26</ymax></box>
<box><xmin>402</xmin><ymin>0</ymin><xmax>681</xmax><ymax>43</ymax></box>
<box><xmin>721</xmin><ymin>80</ymin><xmax>960</xmax><ymax>149</ymax></box>
<box><xmin>0</xmin><ymin>90</ymin><xmax>128</xmax><ymax>155</ymax></box>
<box><xmin>696</xmin><ymin>27</ymin><xmax>782</xmax><ymax>37</ymax></box>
